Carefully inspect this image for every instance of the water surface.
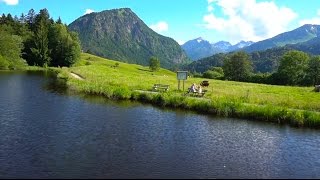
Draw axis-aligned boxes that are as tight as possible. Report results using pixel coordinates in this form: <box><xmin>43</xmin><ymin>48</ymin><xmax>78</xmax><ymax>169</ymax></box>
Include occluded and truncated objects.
<box><xmin>0</xmin><ymin>71</ymin><xmax>319</xmax><ymax>178</ymax></box>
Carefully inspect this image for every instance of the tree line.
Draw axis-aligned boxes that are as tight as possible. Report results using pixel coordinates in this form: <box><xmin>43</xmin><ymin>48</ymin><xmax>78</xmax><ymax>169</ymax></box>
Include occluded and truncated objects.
<box><xmin>0</xmin><ymin>8</ymin><xmax>81</xmax><ymax>69</ymax></box>
<box><xmin>199</xmin><ymin>50</ymin><xmax>320</xmax><ymax>86</ymax></box>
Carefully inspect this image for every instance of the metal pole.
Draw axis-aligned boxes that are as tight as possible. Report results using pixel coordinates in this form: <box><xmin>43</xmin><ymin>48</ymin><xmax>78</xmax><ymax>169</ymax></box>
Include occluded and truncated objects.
<box><xmin>183</xmin><ymin>80</ymin><xmax>185</xmax><ymax>91</ymax></box>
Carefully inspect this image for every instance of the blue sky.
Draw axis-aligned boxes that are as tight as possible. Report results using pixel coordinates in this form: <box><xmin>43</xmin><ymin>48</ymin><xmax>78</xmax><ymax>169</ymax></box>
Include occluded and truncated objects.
<box><xmin>1</xmin><ymin>0</ymin><xmax>320</xmax><ymax>45</ymax></box>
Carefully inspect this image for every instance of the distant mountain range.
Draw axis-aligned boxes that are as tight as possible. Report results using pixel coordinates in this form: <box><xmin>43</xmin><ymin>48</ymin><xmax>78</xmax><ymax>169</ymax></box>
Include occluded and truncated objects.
<box><xmin>184</xmin><ymin>24</ymin><xmax>320</xmax><ymax>73</ymax></box>
<box><xmin>181</xmin><ymin>38</ymin><xmax>253</xmax><ymax>60</ymax></box>
<box><xmin>242</xmin><ymin>24</ymin><xmax>320</xmax><ymax>52</ymax></box>
<box><xmin>68</xmin><ymin>8</ymin><xmax>190</xmax><ymax>69</ymax></box>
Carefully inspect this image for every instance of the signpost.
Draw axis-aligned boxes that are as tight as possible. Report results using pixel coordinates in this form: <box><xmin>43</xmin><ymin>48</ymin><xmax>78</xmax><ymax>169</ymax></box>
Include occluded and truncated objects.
<box><xmin>177</xmin><ymin>71</ymin><xmax>188</xmax><ymax>91</ymax></box>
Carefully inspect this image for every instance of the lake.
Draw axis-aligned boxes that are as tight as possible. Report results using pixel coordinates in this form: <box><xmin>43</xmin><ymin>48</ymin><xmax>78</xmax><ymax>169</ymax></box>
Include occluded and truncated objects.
<box><xmin>0</xmin><ymin>71</ymin><xmax>319</xmax><ymax>178</ymax></box>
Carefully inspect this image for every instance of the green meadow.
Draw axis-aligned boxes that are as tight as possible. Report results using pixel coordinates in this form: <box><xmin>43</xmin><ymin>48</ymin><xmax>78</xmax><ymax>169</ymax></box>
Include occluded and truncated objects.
<box><xmin>56</xmin><ymin>53</ymin><xmax>320</xmax><ymax>128</ymax></box>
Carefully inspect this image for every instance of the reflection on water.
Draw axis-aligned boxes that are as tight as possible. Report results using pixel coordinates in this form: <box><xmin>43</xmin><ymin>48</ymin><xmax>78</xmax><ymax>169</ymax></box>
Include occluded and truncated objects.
<box><xmin>0</xmin><ymin>71</ymin><xmax>320</xmax><ymax>178</ymax></box>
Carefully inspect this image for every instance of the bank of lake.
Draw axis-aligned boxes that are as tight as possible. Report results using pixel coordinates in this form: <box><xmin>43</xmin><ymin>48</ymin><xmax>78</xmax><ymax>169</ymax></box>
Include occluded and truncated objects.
<box><xmin>20</xmin><ymin>53</ymin><xmax>320</xmax><ymax>128</ymax></box>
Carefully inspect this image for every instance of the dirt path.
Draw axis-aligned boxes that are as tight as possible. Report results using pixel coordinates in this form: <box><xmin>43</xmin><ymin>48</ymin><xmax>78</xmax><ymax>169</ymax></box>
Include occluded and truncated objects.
<box><xmin>70</xmin><ymin>72</ymin><xmax>84</xmax><ymax>80</ymax></box>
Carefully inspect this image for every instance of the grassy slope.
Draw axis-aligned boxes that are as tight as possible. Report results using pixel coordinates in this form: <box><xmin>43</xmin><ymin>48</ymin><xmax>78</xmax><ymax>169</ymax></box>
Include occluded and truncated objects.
<box><xmin>59</xmin><ymin>53</ymin><xmax>320</xmax><ymax>128</ymax></box>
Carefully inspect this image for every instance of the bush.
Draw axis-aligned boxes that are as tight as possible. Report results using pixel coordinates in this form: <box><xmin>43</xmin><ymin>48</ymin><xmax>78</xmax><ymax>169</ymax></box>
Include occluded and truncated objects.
<box><xmin>0</xmin><ymin>55</ymin><xmax>9</xmax><ymax>70</ymax></box>
<box><xmin>203</xmin><ymin>70</ymin><xmax>224</xmax><ymax>79</ymax></box>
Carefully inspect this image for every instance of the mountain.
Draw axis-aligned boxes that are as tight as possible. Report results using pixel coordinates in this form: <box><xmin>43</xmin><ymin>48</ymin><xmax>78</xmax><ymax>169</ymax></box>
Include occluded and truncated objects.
<box><xmin>185</xmin><ymin>35</ymin><xmax>320</xmax><ymax>74</ymax></box>
<box><xmin>230</xmin><ymin>41</ymin><xmax>254</xmax><ymax>51</ymax></box>
<box><xmin>212</xmin><ymin>41</ymin><xmax>232</xmax><ymax>52</ymax></box>
<box><xmin>243</xmin><ymin>24</ymin><xmax>320</xmax><ymax>52</ymax></box>
<box><xmin>182</xmin><ymin>38</ymin><xmax>253</xmax><ymax>61</ymax></box>
<box><xmin>68</xmin><ymin>8</ymin><xmax>189</xmax><ymax>69</ymax></box>
<box><xmin>181</xmin><ymin>37</ymin><xmax>215</xmax><ymax>61</ymax></box>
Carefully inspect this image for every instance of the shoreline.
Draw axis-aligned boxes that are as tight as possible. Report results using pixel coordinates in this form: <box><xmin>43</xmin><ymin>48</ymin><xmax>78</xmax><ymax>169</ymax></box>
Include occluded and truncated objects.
<box><xmin>4</xmin><ymin>67</ymin><xmax>318</xmax><ymax>129</ymax></box>
<box><xmin>57</xmin><ymin>68</ymin><xmax>320</xmax><ymax>129</ymax></box>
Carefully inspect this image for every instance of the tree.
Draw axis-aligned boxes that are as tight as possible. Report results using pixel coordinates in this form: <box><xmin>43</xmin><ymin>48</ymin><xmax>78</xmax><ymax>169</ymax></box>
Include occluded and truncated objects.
<box><xmin>26</xmin><ymin>9</ymin><xmax>35</xmax><ymax>30</ymax></box>
<box><xmin>149</xmin><ymin>56</ymin><xmax>160</xmax><ymax>71</ymax></box>
<box><xmin>56</xmin><ymin>17</ymin><xmax>62</xmax><ymax>24</ymax></box>
<box><xmin>276</xmin><ymin>50</ymin><xmax>310</xmax><ymax>85</ymax></box>
<box><xmin>223</xmin><ymin>51</ymin><xmax>252</xmax><ymax>81</ymax></box>
<box><xmin>306</xmin><ymin>56</ymin><xmax>320</xmax><ymax>86</ymax></box>
<box><xmin>48</xmin><ymin>24</ymin><xmax>81</xmax><ymax>67</ymax></box>
<box><xmin>27</xmin><ymin>9</ymin><xmax>52</xmax><ymax>67</ymax></box>
<box><xmin>0</xmin><ymin>29</ymin><xmax>25</xmax><ymax>69</ymax></box>
<box><xmin>30</xmin><ymin>17</ymin><xmax>51</xmax><ymax>66</ymax></box>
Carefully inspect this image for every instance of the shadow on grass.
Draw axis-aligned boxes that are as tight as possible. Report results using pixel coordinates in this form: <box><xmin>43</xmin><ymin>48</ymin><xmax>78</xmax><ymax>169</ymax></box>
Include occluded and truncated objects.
<box><xmin>137</xmin><ymin>68</ymin><xmax>152</xmax><ymax>72</ymax></box>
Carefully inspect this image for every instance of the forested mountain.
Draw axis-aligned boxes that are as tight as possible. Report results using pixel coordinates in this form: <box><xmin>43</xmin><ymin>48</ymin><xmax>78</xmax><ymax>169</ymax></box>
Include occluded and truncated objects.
<box><xmin>186</xmin><ymin>39</ymin><xmax>320</xmax><ymax>74</ymax></box>
<box><xmin>243</xmin><ymin>24</ymin><xmax>320</xmax><ymax>52</ymax></box>
<box><xmin>68</xmin><ymin>8</ymin><xmax>189</xmax><ymax>69</ymax></box>
<box><xmin>182</xmin><ymin>38</ymin><xmax>253</xmax><ymax>61</ymax></box>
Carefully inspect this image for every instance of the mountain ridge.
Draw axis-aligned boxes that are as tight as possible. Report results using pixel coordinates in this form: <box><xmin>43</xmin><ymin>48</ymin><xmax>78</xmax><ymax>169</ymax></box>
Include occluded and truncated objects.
<box><xmin>242</xmin><ymin>24</ymin><xmax>320</xmax><ymax>52</ymax></box>
<box><xmin>181</xmin><ymin>38</ymin><xmax>253</xmax><ymax>60</ymax></box>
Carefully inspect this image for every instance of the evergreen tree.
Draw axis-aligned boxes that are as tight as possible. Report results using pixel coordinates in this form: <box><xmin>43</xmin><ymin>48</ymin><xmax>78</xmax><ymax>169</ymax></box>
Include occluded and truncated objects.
<box><xmin>29</xmin><ymin>9</ymin><xmax>52</xmax><ymax>66</ymax></box>
<box><xmin>26</xmin><ymin>9</ymin><xmax>35</xmax><ymax>30</ymax></box>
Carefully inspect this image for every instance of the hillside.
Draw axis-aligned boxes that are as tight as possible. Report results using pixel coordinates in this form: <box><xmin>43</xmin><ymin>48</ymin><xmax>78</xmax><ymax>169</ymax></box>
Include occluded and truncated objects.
<box><xmin>243</xmin><ymin>24</ymin><xmax>320</xmax><ymax>52</ymax></box>
<box><xmin>68</xmin><ymin>8</ymin><xmax>189</xmax><ymax>69</ymax></box>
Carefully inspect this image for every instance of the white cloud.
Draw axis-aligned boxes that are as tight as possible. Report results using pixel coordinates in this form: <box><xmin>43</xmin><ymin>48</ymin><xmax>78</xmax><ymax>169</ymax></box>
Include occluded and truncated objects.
<box><xmin>84</xmin><ymin>9</ymin><xmax>95</xmax><ymax>15</ymax></box>
<box><xmin>150</xmin><ymin>21</ymin><xmax>169</xmax><ymax>33</ymax></box>
<box><xmin>207</xmin><ymin>5</ymin><xmax>214</xmax><ymax>12</ymax></box>
<box><xmin>299</xmin><ymin>9</ymin><xmax>320</xmax><ymax>26</ymax></box>
<box><xmin>1</xmin><ymin>0</ymin><xmax>18</xmax><ymax>5</ymax></box>
<box><xmin>203</xmin><ymin>0</ymin><xmax>297</xmax><ymax>43</ymax></box>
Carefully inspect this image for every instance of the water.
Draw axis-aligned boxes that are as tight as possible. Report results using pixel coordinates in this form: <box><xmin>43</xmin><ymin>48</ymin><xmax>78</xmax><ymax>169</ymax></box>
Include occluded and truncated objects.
<box><xmin>0</xmin><ymin>71</ymin><xmax>320</xmax><ymax>178</ymax></box>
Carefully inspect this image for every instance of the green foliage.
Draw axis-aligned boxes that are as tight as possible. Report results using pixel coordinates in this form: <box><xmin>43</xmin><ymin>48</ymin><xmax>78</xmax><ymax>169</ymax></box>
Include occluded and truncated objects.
<box><xmin>149</xmin><ymin>56</ymin><xmax>160</xmax><ymax>71</ymax></box>
<box><xmin>276</xmin><ymin>50</ymin><xmax>310</xmax><ymax>85</ymax></box>
<box><xmin>1</xmin><ymin>9</ymin><xmax>81</xmax><ymax>68</ymax></box>
<box><xmin>306</xmin><ymin>56</ymin><xmax>320</xmax><ymax>85</ymax></box>
<box><xmin>203</xmin><ymin>67</ymin><xmax>224</xmax><ymax>79</ymax></box>
<box><xmin>0</xmin><ymin>28</ymin><xmax>26</xmax><ymax>69</ymax></box>
<box><xmin>223</xmin><ymin>51</ymin><xmax>253</xmax><ymax>81</ymax></box>
<box><xmin>48</xmin><ymin>24</ymin><xmax>81</xmax><ymax>67</ymax></box>
<box><xmin>0</xmin><ymin>55</ymin><xmax>9</xmax><ymax>70</ymax></box>
<box><xmin>30</xmin><ymin>17</ymin><xmax>51</xmax><ymax>67</ymax></box>
<box><xmin>249</xmin><ymin>73</ymin><xmax>272</xmax><ymax>84</ymax></box>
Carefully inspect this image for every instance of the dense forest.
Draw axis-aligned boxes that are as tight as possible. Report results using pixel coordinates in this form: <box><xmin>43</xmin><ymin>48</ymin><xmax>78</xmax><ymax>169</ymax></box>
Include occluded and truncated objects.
<box><xmin>0</xmin><ymin>8</ymin><xmax>81</xmax><ymax>70</ymax></box>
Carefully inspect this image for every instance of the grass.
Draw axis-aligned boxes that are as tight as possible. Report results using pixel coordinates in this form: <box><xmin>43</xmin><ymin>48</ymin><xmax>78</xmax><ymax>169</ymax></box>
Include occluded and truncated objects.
<box><xmin>55</xmin><ymin>53</ymin><xmax>320</xmax><ymax>128</ymax></box>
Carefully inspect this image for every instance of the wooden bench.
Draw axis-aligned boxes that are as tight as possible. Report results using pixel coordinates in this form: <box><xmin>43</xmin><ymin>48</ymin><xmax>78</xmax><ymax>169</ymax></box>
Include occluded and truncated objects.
<box><xmin>152</xmin><ymin>84</ymin><xmax>170</xmax><ymax>92</ymax></box>
<box><xmin>185</xmin><ymin>88</ymin><xmax>207</xmax><ymax>97</ymax></box>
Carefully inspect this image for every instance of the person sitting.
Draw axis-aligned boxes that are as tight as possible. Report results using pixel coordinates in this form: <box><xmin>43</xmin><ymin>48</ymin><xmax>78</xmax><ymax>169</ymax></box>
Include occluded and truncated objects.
<box><xmin>189</xmin><ymin>83</ymin><xmax>197</xmax><ymax>93</ymax></box>
<box><xmin>198</xmin><ymin>85</ymin><xmax>202</xmax><ymax>94</ymax></box>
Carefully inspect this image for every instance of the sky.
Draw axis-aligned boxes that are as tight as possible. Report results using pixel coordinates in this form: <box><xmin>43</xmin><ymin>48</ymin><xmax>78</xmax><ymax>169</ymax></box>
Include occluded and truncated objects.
<box><xmin>1</xmin><ymin>0</ymin><xmax>320</xmax><ymax>45</ymax></box>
